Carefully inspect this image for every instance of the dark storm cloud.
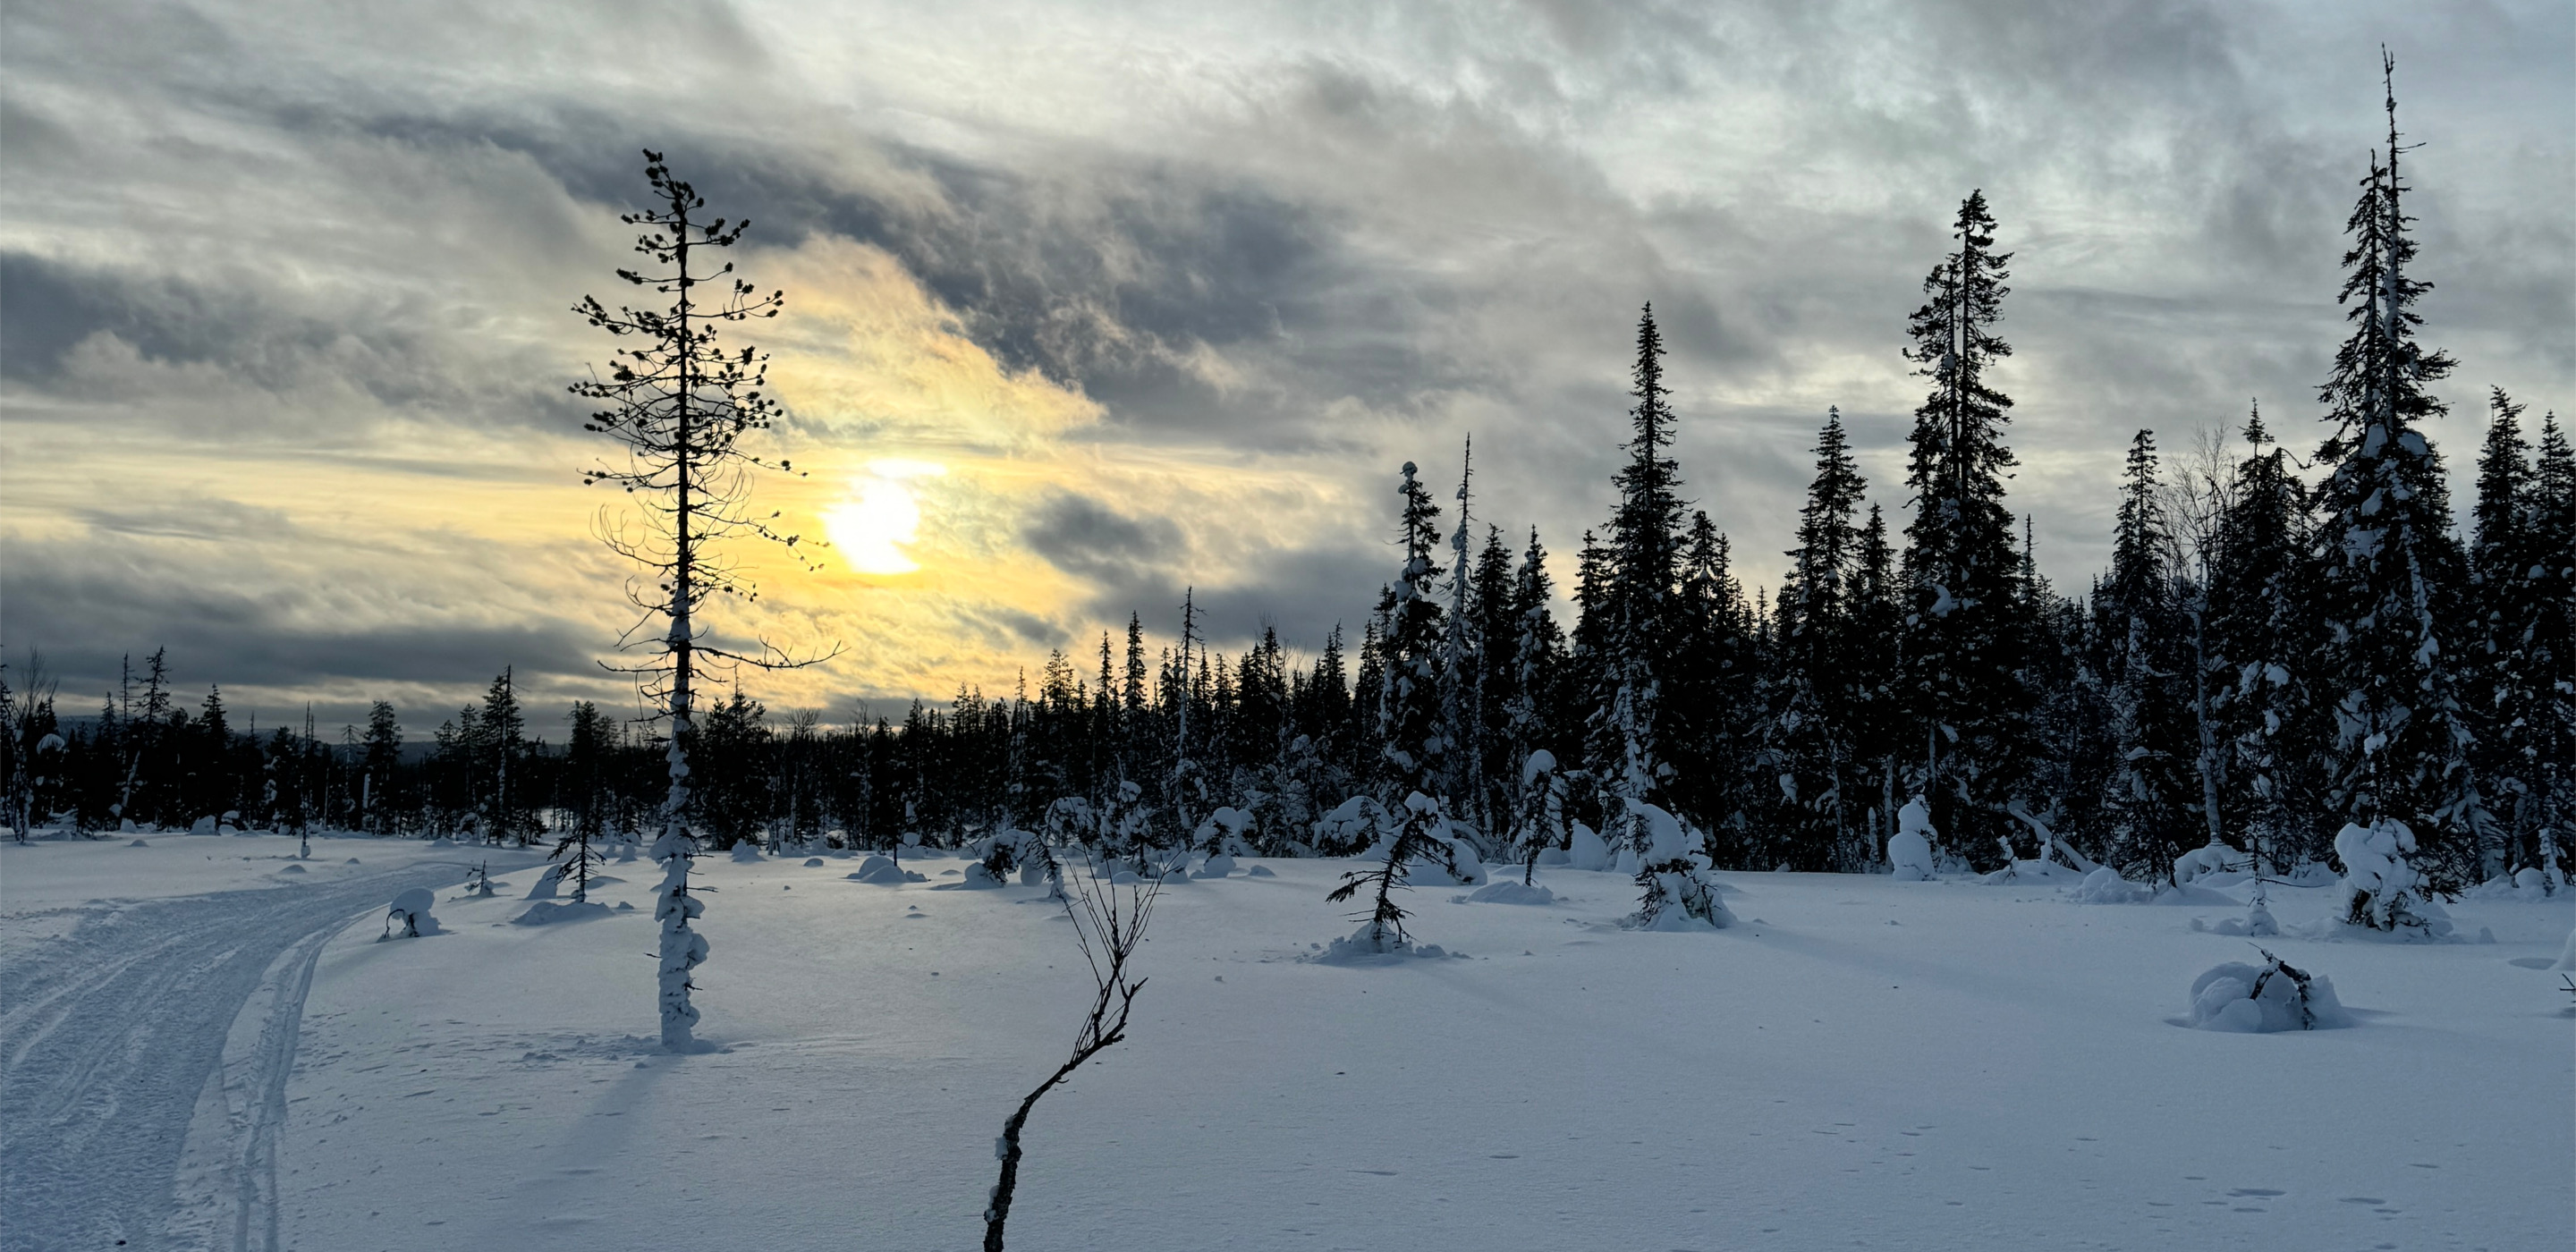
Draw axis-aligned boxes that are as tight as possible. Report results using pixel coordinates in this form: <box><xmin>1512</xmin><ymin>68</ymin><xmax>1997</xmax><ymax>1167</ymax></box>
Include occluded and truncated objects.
<box><xmin>0</xmin><ymin>550</ymin><xmax>598</xmax><ymax>694</ymax></box>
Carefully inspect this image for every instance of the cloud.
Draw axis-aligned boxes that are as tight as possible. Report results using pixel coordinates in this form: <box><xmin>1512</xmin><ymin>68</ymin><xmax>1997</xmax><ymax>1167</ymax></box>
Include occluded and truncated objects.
<box><xmin>0</xmin><ymin>0</ymin><xmax>2565</xmax><ymax>727</ymax></box>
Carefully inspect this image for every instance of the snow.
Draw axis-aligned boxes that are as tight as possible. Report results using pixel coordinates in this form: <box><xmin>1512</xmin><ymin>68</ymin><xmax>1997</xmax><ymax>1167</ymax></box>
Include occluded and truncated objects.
<box><xmin>2185</xmin><ymin>953</ymin><xmax>2351</xmax><ymax>1032</ymax></box>
<box><xmin>1459</xmin><ymin>880</ymin><xmax>1557</xmax><ymax>906</ymax></box>
<box><xmin>4</xmin><ymin>833</ymin><xmax>2569</xmax><ymax>1251</ymax></box>
<box><xmin>1887</xmin><ymin>798</ymin><xmax>1938</xmax><ymax>880</ymax></box>
<box><xmin>1565</xmin><ymin>819</ymin><xmax>1610</xmax><ymax>871</ymax></box>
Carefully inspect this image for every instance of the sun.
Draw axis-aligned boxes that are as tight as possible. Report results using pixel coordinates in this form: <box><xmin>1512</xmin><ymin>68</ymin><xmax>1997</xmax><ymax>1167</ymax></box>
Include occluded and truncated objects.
<box><xmin>822</xmin><ymin>460</ymin><xmax>945</xmax><ymax>575</ymax></box>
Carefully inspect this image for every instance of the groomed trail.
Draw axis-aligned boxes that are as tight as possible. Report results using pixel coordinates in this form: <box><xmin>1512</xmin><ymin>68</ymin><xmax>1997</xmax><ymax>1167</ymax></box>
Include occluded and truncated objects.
<box><xmin>0</xmin><ymin>860</ymin><xmax>482</xmax><ymax>1252</ymax></box>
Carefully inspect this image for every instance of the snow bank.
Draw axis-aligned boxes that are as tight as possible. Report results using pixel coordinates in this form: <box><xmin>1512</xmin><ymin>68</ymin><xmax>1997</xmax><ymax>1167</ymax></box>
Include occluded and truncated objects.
<box><xmin>729</xmin><ymin>842</ymin><xmax>766</xmax><ymax>863</ymax></box>
<box><xmin>1460</xmin><ymin>881</ymin><xmax>1557</xmax><ymax>906</ymax></box>
<box><xmin>2186</xmin><ymin>952</ymin><xmax>2350</xmax><ymax>1032</ymax></box>
<box><xmin>1887</xmin><ymin>799</ymin><xmax>1937</xmax><ymax>881</ymax></box>
<box><xmin>511</xmin><ymin>901</ymin><xmax>614</xmax><ymax>926</ymax></box>
<box><xmin>2190</xmin><ymin>900</ymin><xmax>2279</xmax><ymax>937</ymax></box>
<box><xmin>1977</xmin><ymin>858</ymin><xmax>2086</xmax><ymax>885</ymax></box>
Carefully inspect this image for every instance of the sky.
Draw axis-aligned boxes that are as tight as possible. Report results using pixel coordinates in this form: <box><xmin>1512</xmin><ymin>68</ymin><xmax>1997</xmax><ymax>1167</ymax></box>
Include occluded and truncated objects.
<box><xmin>3</xmin><ymin>0</ymin><xmax>2569</xmax><ymax>739</ymax></box>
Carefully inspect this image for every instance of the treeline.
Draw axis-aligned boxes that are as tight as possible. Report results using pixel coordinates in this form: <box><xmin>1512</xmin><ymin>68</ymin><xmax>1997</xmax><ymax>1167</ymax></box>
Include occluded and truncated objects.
<box><xmin>6</xmin><ymin>78</ymin><xmax>2567</xmax><ymax>897</ymax></box>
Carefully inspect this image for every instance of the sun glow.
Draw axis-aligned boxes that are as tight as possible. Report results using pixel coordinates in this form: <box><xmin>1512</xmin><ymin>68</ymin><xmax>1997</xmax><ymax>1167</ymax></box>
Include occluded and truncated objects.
<box><xmin>823</xmin><ymin>460</ymin><xmax>945</xmax><ymax>575</ymax></box>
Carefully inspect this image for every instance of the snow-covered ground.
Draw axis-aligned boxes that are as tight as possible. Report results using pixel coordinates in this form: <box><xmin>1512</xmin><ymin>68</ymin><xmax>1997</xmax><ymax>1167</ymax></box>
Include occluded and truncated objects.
<box><xmin>4</xmin><ymin>834</ymin><xmax>2568</xmax><ymax>1252</ymax></box>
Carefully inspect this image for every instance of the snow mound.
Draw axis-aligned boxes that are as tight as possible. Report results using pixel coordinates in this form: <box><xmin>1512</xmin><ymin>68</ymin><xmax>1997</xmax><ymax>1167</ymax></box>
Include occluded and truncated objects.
<box><xmin>846</xmin><ymin>855</ymin><xmax>925</xmax><ymax>884</ymax></box>
<box><xmin>2173</xmin><ymin>840</ymin><xmax>2251</xmax><ymax>884</ymax></box>
<box><xmin>2190</xmin><ymin>900</ymin><xmax>2278</xmax><ymax>937</ymax></box>
<box><xmin>1459</xmin><ymin>881</ymin><xmax>1557</xmax><ymax>906</ymax></box>
<box><xmin>2463</xmin><ymin>870</ymin><xmax>2563</xmax><ymax>901</ymax></box>
<box><xmin>1567</xmin><ymin>821</ymin><xmax>1611</xmax><ymax>871</ymax></box>
<box><xmin>803</xmin><ymin>858</ymin><xmax>826</xmax><ymax>867</ymax></box>
<box><xmin>1244</xmin><ymin>864</ymin><xmax>1276</xmax><ymax>878</ymax></box>
<box><xmin>1887</xmin><ymin>799</ymin><xmax>1937</xmax><ymax>881</ymax></box>
<box><xmin>2186</xmin><ymin>952</ymin><xmax>2350</xmax><ymax>1032</ymax></box>
<box><xmin>1195</xmin><ymin>853</ymin><xmax>1236</xmax><ymax>879</ymax></box>
<box><xmin>512</xmin><ymin>901</ymin><xmax>614</xmax><ymax>926</ymax></box>
<box><xmin>2069</xmin><ymin>867</ymin><xmax>2153</xmax><ymax>904</ymax></box>
<box><xmin>729</xmin><ymin>843</ymin><xmax>766</xmax><ymax>863</ymax></box>
<box><xmin>953</xmin><ymin>862</ymin><xmax>1006</xmax><ymax>889</ymax></box>
<box><xmin>277</xmin><ymin>864</ymin><xmax>306</xmax><ymax>875</ymax></box>
<box><xmin>1977</xmin><ymin>858</ymin><xmax>2085</xmax><ymax>884</ymax></box>
<box><xmin>127</xmin><ymin>839</ymin><xmax>148</xmax><ymax>848</ymax></box>
<box><xmin>2556</xmin><ymin>927</ymin><xmax>2576</xmax><ymax>971</ymax></box>
<box><xmin>1305</xmin><ymin>924</ymin><xmax>1465</xmax><ymax>966</ymax></box>
<box><xmin>524</xmin><ymin>871</ymin><xmax>560</xmax><ymax>901</ymax></box>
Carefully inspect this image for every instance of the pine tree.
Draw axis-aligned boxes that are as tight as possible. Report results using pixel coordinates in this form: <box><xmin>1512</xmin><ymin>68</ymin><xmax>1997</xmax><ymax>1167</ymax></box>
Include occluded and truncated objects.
<box><xmin>478</xmin><ymin>666</ymin><xmax>530</xmax><ymax>846</ymax></box>
<box><xmin>1595</xmin><ymin>306</ymin><xmax>1685</xmax><ymax>824</ymax></box>
<box><xmin>2470</xmin><ymin>388</ymin><xmax>2549</xmax><ymax>876</ymax></box>
<box><xmin>1327</xmin><ymin>461</ymin><xmax>1460</xmax><ymax>952</ymax></box>
<box><xmin>1899</xmin><ymin>190</ymin><xmax>2033</xmax><ymax>860</ymax></box>
<box><xmin>1770</xmin><ymin>409</ymin><xmax>1870</xmax><ymax>868</ymax></box>
<box><xmin>2309</xmin><ymin>56</ymin><xmax>2485</xmax><ymax>902</ymax></box>
<box><xmin>2098</xmin><ymin>430</ymin><xmax>2197</xmax><ymax>880</ymax></box>
<box><xmin>360</xmin><ymin>699</ymin><xmax>402</xmax><ymax>835</ymax></box>
<box><xmin>1438</xmin><ymin>440</ymin><xmax>1486</xmax><ymax>835</ymax></box>
<box><xmin>2209</xmin><ymin>404</ymin><xmax>2320</xmax><ymax>873</ymax></box>
<box><xmin>1504</xmin><ymin>529</ymin><xmax>1565</xmax><ymax>814</ymax></box>
<box><xmin>2530</xmin><ymin>412</ymin><xmax>2576</xmax><ymax>877</ymax></box>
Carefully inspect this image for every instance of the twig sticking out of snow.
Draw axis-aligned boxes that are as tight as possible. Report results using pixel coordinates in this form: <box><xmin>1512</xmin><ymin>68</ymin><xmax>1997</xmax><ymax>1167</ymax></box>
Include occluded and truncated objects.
<box><xmin>982</xmin><ymin>846</ymin><xmax>1159</xmax><ymax>1252</ymax></box>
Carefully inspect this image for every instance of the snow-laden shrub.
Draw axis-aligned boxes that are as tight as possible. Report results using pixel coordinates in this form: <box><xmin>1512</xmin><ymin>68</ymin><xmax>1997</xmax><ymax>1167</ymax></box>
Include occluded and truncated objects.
<box><xmin>1193</xmin><ymin>807</ymin><xmax>1255</xmax><ymax>856</ymax></box>
<box><xmin>2186</xmin><ymin>950</ymin><xmax>2349</xmax><ymax>1031</ymax></box>
<box><xmin>1195</xmin><ymin>853</ymin><xmax>1236</xmax><ymax>879</ymax></box>
<box><xmin>383</xmin><ymin>886</ymin><xmax>438</xmax><ymax>938</ymax></box>
<box><xmin>2191</xmin><ymin>900</ymin><xmax>2280</xmax><ymax>937</ymax></box>
<box><xmin>2173</xmin><ymin>839</ymin><xmax>2251</xmax><ymax>885</ymax></box>
<box><xmin>1886</xmin><ymin>798</ymin><xmax>1938</xmax><ymax>881</ymax></box>
<box><xmin>2334</xmin><ymin>820</ymin><xmax>2438</xmax><ymax>933</ymax></box>
<box><xmin>1623</xmin><ymin>800</ymin><xmax>1733</xmax><ymax>931</ymax></box>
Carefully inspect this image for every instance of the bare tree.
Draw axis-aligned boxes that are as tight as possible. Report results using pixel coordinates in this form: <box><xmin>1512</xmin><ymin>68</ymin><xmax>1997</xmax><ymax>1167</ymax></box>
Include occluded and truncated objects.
<box><xmin>2159</xmin><ymin>422</ymin><xmax>2240</xmax><ymax>856</ymax></box>
<box><xmin>572</xmin><ymin>148</ymin><xmax>835</xmax><ymax>1053</ymax></box>
<box><xmin>982</xmin><ymin>846</ymin><xmax>1158</xmax><ymax>1251</ymax></box>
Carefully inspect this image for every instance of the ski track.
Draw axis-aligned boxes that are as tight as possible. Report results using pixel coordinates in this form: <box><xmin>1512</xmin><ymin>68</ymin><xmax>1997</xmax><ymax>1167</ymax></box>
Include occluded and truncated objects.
<box><xmin>0</xmin><ymin>864</ymin><xmax>468</xmax><ymax>1252</ymax></box>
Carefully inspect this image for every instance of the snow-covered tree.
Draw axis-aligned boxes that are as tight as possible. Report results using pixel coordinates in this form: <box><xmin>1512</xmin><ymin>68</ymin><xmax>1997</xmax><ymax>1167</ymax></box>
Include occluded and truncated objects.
<box><xmin>2208</xmin><ymin>405</ymin><xmax>2318</xmax><ymax>874</ymax></box>
<box><xmin>2308</xmin><ymin>59</ymin><xmax>2486</xmax><ymax>892</ymax></box>
<box><xmin>1899</xmin><ymin>190</ymin><xmax>2034</xmax><ymax>860</ymax></box>
<box><xmin>2099</xmin><ymin>430</ymin><xmax>2197</xmax><ymax>880</ymax></box>
<box><xmin>572</xmin><ymin>149</ymin><xmax>827</xmax><ymax>1052</ymax></box>
<box><xmin>2469</xmin><ymin>388</ymin><xmax>2553</xmax><ymax>879</ymax></box>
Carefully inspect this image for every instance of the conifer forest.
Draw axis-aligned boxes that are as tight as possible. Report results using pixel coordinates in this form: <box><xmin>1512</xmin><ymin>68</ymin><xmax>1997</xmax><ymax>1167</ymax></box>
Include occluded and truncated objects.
<box><xmin>2</xmin><ymin>10</ymin><xmax>2567</xmax><ymax>1252</ymax></box>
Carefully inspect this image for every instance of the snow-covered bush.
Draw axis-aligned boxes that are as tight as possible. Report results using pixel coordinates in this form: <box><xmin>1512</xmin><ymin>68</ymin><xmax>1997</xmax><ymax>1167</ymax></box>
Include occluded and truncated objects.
<box><xmin>1623</xmin><ymin>799</ymin><xmax>1731</xmax><ymax>931</ymax></box>
<box><xmin>2334</xmin><ymin>820</ymin><xmax>2436</xmax><ymax>933</ymax></box>
<box><xmin>383</xmin><ymin>886</ymin><xmax>437</xmax><ymax>938</ymax></box>
<box><xmin>2186</xmin><ymin>949</ymin><xmax>2349</xmax><ymax>1032</ymax></box>
<box><xmin>1886</xmin><ymin>798</ymin><xmax>1938</xmax><ymax>881</ymax></box>
<box><xmin>847</xmin><ymin>854</ymin><xmax>923</xmax><ymax>884</ymax></box>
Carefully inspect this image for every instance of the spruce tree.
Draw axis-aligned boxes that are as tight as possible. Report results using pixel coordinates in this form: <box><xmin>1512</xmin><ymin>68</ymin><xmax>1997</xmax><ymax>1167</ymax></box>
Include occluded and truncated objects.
<box><xmin>1597</xmin><ymin>306</ymin><xmax>1684</xmax><ymax>829</ymax></box>
<box><xmin>2470</xmin><ymin>389</ymin><xmax>2549</xmax><ymax>876</ymax></box>
<box><xmin>2209</xmin><ymin>404</ymin><xmax>2321</xmax><ymax>872</ymax></box>
<box><xmin>2309</xmin><ymin>56</ymin><xmax>2486</xmax><ymax>901</ymax></box>
<box><xmin>2531</xmin><ymin>412</ymin><xmax>2576</xmax><ymax>876</ymax></box>
<box><xmin>2098</xmin><ymin>430</ymin><xmax>2197</xmax><ymax>879</ymax></box>
<box><xmin>1899</xmin><ymin>190</ymin><xmax>2032</xmax><ymax>859</ymax></box>
<box><xmin>1770</xmin><ymin>409</ymin><xmax>1870</xmax><ymax>868</ymax></box>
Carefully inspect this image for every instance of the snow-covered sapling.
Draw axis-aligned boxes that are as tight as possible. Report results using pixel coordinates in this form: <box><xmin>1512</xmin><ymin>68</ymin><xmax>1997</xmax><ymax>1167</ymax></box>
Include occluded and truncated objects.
<box><xmin>1325</xmin><ymin>791</ymin><xmax>1460</xmax><ymax>954</ymax></box>
<box><xmin>466</xmin><ymin>860</ymin><xmax>496</xmax><ymax>897</ymax></box>
<box><xmin>1886</xmin><ymin>796</ymin><xmax>1939</xmax><ymax>881</ymax></box>
<box><xmin>1623</xmin><ymin>799</ymin><xmax>1730</xmax><ymax>930</ymax></box>
<box><xmin>1514</xmin><ymin>750</ymin><xmax>1563</xmax><ymax>886</ymax></box>
<box><xmin>2334</xmin><ymin>819</ymin><xmax>2434</xmax><ymax>932</ymax></box>
<box><xmin>982</xmin><ymin>846</ymin><xmax>1158</xmax><ymax>1252</ymax></box>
